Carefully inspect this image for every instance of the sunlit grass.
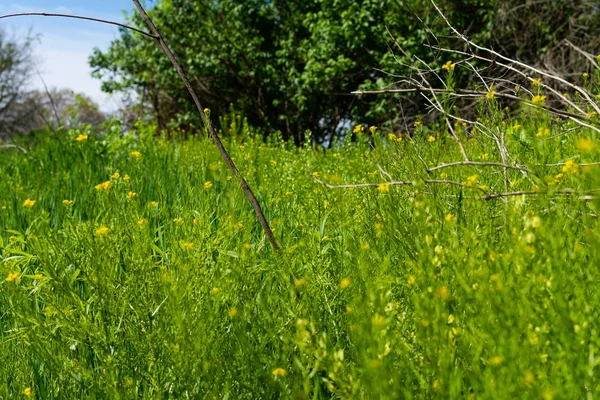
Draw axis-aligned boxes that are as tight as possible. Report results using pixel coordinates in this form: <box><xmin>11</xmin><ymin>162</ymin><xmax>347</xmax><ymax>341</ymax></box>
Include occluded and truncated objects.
<box><xmin>1</xmin><ymin>116</ymin><xmax>599</xmax><ymax>398</ymax></box>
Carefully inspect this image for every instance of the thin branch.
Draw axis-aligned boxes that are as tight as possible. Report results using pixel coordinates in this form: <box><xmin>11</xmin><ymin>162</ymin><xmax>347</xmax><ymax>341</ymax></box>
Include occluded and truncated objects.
<box><xmin>0</xmin><ymin>144</ymin><xmax>28</xmax><ymax>153</ymax></box>
<box><xmin>0</xmin><ymin>12</ymin><xmax>157</xmax><ymax>40</ymax></box>
<box><xmin>428</xmin><ymin>161</ymin><xmax>531</xmax><ymax>173</ymax></box>
<box><xmin>132</xmin><ymin>0</ymin><xmax>279</xmax><ymax>251</ymax></box>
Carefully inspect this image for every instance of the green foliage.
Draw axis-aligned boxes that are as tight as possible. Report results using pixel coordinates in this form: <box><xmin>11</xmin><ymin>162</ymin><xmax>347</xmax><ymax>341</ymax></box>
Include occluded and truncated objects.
<box><xmin>90</xmin><ymin>0</ymin><xmax>496</xmax><ymax>143</ymax></box>
<box><xmin>1</xmin><ymin>103</ymin><xmax>599</xmax><ymax>397</ymax></box>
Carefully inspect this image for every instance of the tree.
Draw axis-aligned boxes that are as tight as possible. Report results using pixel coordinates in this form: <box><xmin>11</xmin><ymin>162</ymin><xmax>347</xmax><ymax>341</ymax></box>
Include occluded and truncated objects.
<box><xmin>89</xmin><ymin>0</ymin><xmax>496</xmax><ymax>144</ymax></box>
<box><xmin>0</xmin><ymin>28</ymin><xmax>37</xmax><ymax>138</ymax></box>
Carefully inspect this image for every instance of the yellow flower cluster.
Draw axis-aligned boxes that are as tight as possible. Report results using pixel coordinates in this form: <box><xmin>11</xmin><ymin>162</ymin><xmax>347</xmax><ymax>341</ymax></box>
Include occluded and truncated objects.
<box><xmin>562</xmin><ymin>159</ymin><xmax>579</xmax><ymax>173</ymax></box>
<box><xmin>23</xmin><ymin>199</ymin><xmax>36</xmax><ymax>208</ymax></box>
<box><xmin>353</xmin><ymin>125</ymin><xmax>364</xmax><ymax>134</ymax></box>
<box><xmin>272</xmin><ymin>368</ymin><xmax>286</xmax><ymax>377</ymax></box>
<box><xmin>75</xmin><ymin>134</ymin><xmax>88</xmax><ymax>142</ymax></box>
<box><xmin>339</xmin><ymin>277</ymin><xmax>352</xmax><ymax>289</ymax></box>
<box><xmin>485</xmin><ymin>90</ymin><xmax>496</xmax><ymax>99</ymax></box>
<box><xmin>203</xmin><ymin>181</ymin><xmax>213</xmax><ymax>189</ymax></box>
<box><xmin>63</xmin><ymin>199</ymin><xmax>74</xmax><ymax>207</ymax></box>
<box><xmin>387</xmin><ymin>133</ymin><xmax>403</xmax><ymax>143</ymax></box>
<box><xmin>126</xmin><ymin>192</ymin><xmax>137</xmax><ymax>200</ymax></box>
<box><xmin>441</xmin><ymin>61</ymin><xmax>455</xmax><ymax>72</ymax></box>
<box><xmin>130</xmin><ymin>151</ymin><xmax>142</xmax><ymax>160</ymax></box>
<box><xmin>377</xmin><ymin>183</ymin><xmax>391</xmax><ymax>193</ymax></box>
<box><xmin>531</xmin><ymin>95</ymin><xmax>546</xmax><ymax>105</ymax></box>
<box><xmin>95</xmin><ymin>227</ymin><xmax>110</xmax><ymax>236</ymax></box>
<box><xmin>6</xmin><ymin>272</ymin><xmax>19</xmax><ymax>283</ymax></box>
<box><xmin>94</xmin><ymin>181</ymin><xmax>112</xmax><ymax>191</ymax></box>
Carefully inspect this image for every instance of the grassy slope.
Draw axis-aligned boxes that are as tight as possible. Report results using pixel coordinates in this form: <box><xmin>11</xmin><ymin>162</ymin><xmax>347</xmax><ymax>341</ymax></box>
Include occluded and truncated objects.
<box><xmin>1</xmin><ymin>116</ymin><xmax>599</xmax><ymax>399</ymax></box>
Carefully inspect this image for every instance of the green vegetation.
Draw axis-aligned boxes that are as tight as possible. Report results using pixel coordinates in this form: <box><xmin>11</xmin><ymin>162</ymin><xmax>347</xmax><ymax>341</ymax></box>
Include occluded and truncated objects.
<box><xmin>2</xmin><ymin>96</ymin><xmax>600</xmax><ymax>398</ymax></box>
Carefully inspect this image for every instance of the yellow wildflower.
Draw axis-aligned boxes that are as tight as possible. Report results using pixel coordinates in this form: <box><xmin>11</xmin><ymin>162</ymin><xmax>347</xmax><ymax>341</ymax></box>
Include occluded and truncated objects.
<box><xmin>75</xmin><ymin>134</ymin><xmax>88</xmax><ymax>142</ymax></box>
<box><xmin>532</xmin><ymin>78</ymin><xmax>542</xmax><ymax>87</ymax></box>
<box><xmin>377</xmin><ymin>183</ymin><xmax>391</xmax><ymax>193</ymax></box>
<box><xmin>234</xmin><ymin>222</ymin><xmax>244</xmax><ymax>229</ymax></box>
<box><xmin>531</xmin><ymin>95</ymin><xmax>546</xmax><ymax>105</ymax></box>
<box><xmin>272</xmin><ymin>368</ymin><xmax>286</xmax><ymax>377</ymax></box>
<box><xmin>407</xmin><ymin>275</ymin><xmax>416</xmax><ymax>285</ymax></box>
<box><xmin>211</xmin><ymin>287</ymin><xmax>220</xmax><ymax>294</ymax></box>
<box><xmin>489</xmin><ymin>356</ymin><xmax>503</xmax><ymax>366</ymax></box>
<box><xmin>228</xmin><ymin>307</ymin><xmax>239</xmax><ymax>317</ymax></box>
<box><xmin>203</xmin><ymin>108</ymin><xmax>210</xmax><ymax>115</ymax></box>
<box><xmin>149</xmin><ymin>201</ymin><xmax>158</xmax><ymax>208</ymax></box>
<box><xmin>437</xmin><ymin>285</ymin><xmax>450</xmax><ymax>300</ymax></box>
<box><xmin>62</xmin><ymin>199</ymin><xmax>73</xmax><ymax>206</ymax></box>
<box><xmin>360</xmin><ymin>243</ymin><xmax>370</xmax><ymax>250</ymax></box>
<box><xmin>481</xmin><ymin>153</ymin><xmax>489</xmax><ymax>160</ymax></box>
<box><xmin>23</xmin><ymin>199</ymin><xmax>36</xmax><ymax>208</ymax></box>
<box><xmin>137</xmin><ymin>218</ymin><xmax>147</xmax><ymax>226</ymax></box>
<box><xmin>95</xmin><ymin>227</ymin><xmax>110</xmax><ymax>236</ymax></box>
<box><xmin>6</xmin><ymin>272</ymin><xmax>19</xmax><ymax>283</ymax></box>
<box><xmin>445</xmin><ymin>213</ymin><xmax>455</xmax><ymax>223</ymax></box>
<box><xmin>182</xmin><ymin>242</ymin><xmax>194</xmax><ymax>250</ymax></box>
<box><xmin>441</xmin><ymin>60</ymin><xmax>455</xmax><ymax>71</ymax></box>
<box><xmin>23</xmin><ymin>387</ymin><xmax>32</xmax><ymax>396</ymax></box>
<box><xmin>524</xmin><ymin>370</ymin><xmax>535</xmax><ymax>386</ymax></box>
<box><xmin>583</xmin><ymin>73</ymin><xmax>589</xmax><ymax>79</ymax></box>
<box><xmin>536</xmin><ymin>127</ymin><xmax>550</xmax><ymax>138</ymax></box>
<box><xmin>94</xmin><ymin>181</ymin><xmax>112</xmax><ymax>191</ymax></box>
<box><xmin>576</xmin><ymin>138</ymin><xmax>597</xmax><ymax>154</ymax></box>
<box><xmin>123</xmin><ymin>174</ymin><xmax>130</xmax><ymax>181</ymax></box>
<box><xmin>203</xmin><ymin>181</ymin><xmax>213</xmax><ymax>189</ymax></box>
<box><xmin>242</xmin><ymin>243</ymin><xmax>252</xmax><ymax>249</ymax></box>
<box><xmin>294</xmin><ymin>278</ymin><xmax>306</xmax><ymax>287</ymax></box>
<box><xmin>466</xmin><ymin>175</ymin><xmax>479</xmax><ymax>185</ymax></box>
<box><xmin>369</xmin><ymin>126</ymin><xmax>377</xmax><ymax>134</ymax></box>
<box><xmin>130</xmin><ymin>151</ymin><xmax>142</xmax><ymax>160</ymax></box>
<box><xmin>340</xmin><ymin>277</ymin><xmax>352</xmax><ymax>289</ymax></box>
<box><xmin>126</xmin><ymin>192</ymin><xmax>137</xmax><ymax>200</ymax></box>
<box><xmin>428</xmin><ymin>135</ymin><xmax>436</xmax><ymax>142</ymax></box>
<box><xmin>562</xmin><ymin>159</ymin><xmax>579</xmax><ymax>173</ymax></box>
<box><xmin>111</xmin><ymin>171</ymin><xmax>120</xmax><ymax>180</ymax></box>
<box><xmin>173</xmin><ymin>218</ymin><xmax>183</xmax><ymax>223</ymax></box>
<box><xmin>414</xmin><ymin>121</ymin><xmax>422</xmax><ymax>127</ymax></box>
<box><xmin>485</xmin><ymin>90</ymin><xmax>496</xmax><ymax>99</ymax></box>
<box><xmin>513</xmin><ymin>124</ymin><xmax>521</xmax><ymax>130</ymax></box>
<box><xmin>353</xmin><ymin>125</ymin><xmax>364</xmax><ymax>134</ymax></box>
<box><xmin>311</xmin><ymin>172</ymin><xmax>320</xmax><ymax>178</ymax></box>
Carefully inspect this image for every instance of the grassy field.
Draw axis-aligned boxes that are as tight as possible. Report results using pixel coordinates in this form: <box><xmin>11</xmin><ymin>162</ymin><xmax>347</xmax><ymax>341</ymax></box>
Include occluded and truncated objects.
<box><xmin>1</xmin><ymin>110</ymin><xmax>599</xmax><ymax>398</ymax></box>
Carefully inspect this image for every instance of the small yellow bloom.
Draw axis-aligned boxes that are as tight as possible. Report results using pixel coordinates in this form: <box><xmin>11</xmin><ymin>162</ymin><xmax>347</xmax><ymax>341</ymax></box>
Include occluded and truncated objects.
<box><xmin>513</xmin><ymin>124</ymin><xmax>521</xmax><ymax>130</ymax></box>
<box><xmin>130</xmin><ymin>151</ymin><xmax>142</xmax><ymax>160</ymax></box>
<box><xmin>583</xmin><ymin>73</ymin><xmax>589</xmax><ymax>79</ymax></box>
<box><xmin>182</xmin><ymin>241</ymin><xmax>194</xmax><ymax>250</ymax></box>
<box><xmin>369</xmin><ymin>126</ymin><xmax>377</xmax><ymax>134</ymax></box>
<box><xmin>377</xmin><ymin>183</ymin><xmax>391</xmax><ymax>193</ymax></box>
<box><xmin>23</xmin><ymin>387</ymin><xmax>32</xmax><ymax>396</ymax></box>
<box><xmin>272</xmin><ymin>368</ymin><xmax>286</xmax><ymax>377</ymax></box>
<box><xmin>340</xmin><ymin>277</ymin><xmax>352</xmax><ymax>289</ymax></box>
<box><xmin>149</xmin><ymin>201</ymin><xmax>158</xmax><ymax>208</ymax></box>
<box><xmin>75</xmin><ymin>134</ymin><xmax>88</xmax><ymax>142</ymax></box>
<box><xmin>485</xmin><ymin>90</ymin><xmax>496</xmax><ymax>99</ymax></box>
<box><xmin>489</xmin><ymin>356</ymin><xmax>503</xmax><ymax>366</ymax></box>
<box><xmin>562</xmin><ymin>159</ymin><xmax>579</xmax><ymax>173</ymax></box>
<box><xmin>137</xmin><ymin>218</ymin><xmax>147</xmax><ymax>226</ymax></box>
<box><xmin>173</xmin><ymin>218</ymin><xmax>183</xmax><ymax>223</ymax></box>
<box><xmin>123</xmin><ymin>174</ymin><xmax>130</xmax><ymax>181</ymax></box>
<box><xmin>445</xmin><ymin>213</ymin><xmax>455</xmax><ymax>223</ymax></box>
<box><xmin>211</xmin><ymin>287</ymin><xmax>220</xmax><ymax>294</ymax></box>
<box><xmin>481</xmin><ymin>153</ymin><xmax>489</xmax><ymax>160</ymax></box>
<box><xmin>524</xmin><ymin>370</ymin><xmax>535</xmax><ymax>386</ymax></box>
<box><xmin>414</xmin><ymin>121</ymin><xmax>422</xmax><ymax>127</ymax></box>
<box><xmin>242</xmin><ymin>243</ymin><xmax>252</xmax><ymax>249</ymax></box>
<box><xmin>62</xmin><ymin>199</ymin><xmax>74</xmax><ymax>206</ymax></box>
<box><xmin>576</xmin><ymin>138</ymin><xmax>597</xmax><ymax>154</ymax></box>
<box><xmin>203</xmin><ymin>108</ymin><xmax>210</xmax><ymax>114</ymax></box>
<box><xmin>536</xmin><ymin>127</ymin><xmax>550</xmax><ymax>138</ymax></box>
<box><xmin>437</xmin><ymin>285</ymin><xmax>450</xmax><ymax>300</ymax></box>
<box><xmin>442</xmin><ymin>60</ymin><xmax>455</xmax><ymax>72</ymax></box>
<box><xmin>353</xmin><ymin>125</ymin><xmax>364</xmax><ymax>134</ymax></box>
<box><xmin>532</xmin><ymin>78</ymin><xmax>542</xmax><ymax>87</ymax></box>
<box><xmin>203</xmin><ymin>181</ymin><xmax>213</xmax><ymax>189</ymax></box>
<box><xmin>311</xmin><ymin>171</ymin><xmax>320</xmax><ymax>178</ymax></box>
<box><xmin>228</xmin><ymin>307</ymin><xmax>239</xmax><ymax>317</ymax></box>
<box><xmin>23</xmin><ymin>199</ymin><xmax>36</xmax><ymax>208</ymax></box>
<box><xmin>95</xmin><ymin>227</ymin><xmax>110</xmax><ymax>236</ymax></box>
<box><xmin>111</xmin><ymin>171</ymin><xmax>120</xmax><ymax>180</ymax></box>
<box><xmin>428</xmin><ymin>135</ymin><xmax>435</xmax><ymax>142</ymax></box>
<box><xmin>94</xmin><ymin>181</ymin><xmax>112</xmax><ymax>191</ymax></box>
<box><xmin>532</xmin><ymin>95</ymin><xmax>546</xmax><ymax>105</ymax></box>
<box><xmin>6</xmin><ymin>272</ymin><xmax>19</xmax><ymax>283</ymax></box>
<box><xmin>466</xmin><ymin>175</ymin><xmax>479</xmax><ymax>185</ymax></box>
<box><xmin>407</xmin><ymin>275</ymin><xmax>416</xmax><ymax>286</ymax></box>
<box><xmin>360</xmin><ymin>243</ymin><xmax>370</xmax><ymax>250</ymax></box>
<box><xmin>126</xmin><ymin>192</ymin><xmax>137</xmax><ymax>200</ymax></box>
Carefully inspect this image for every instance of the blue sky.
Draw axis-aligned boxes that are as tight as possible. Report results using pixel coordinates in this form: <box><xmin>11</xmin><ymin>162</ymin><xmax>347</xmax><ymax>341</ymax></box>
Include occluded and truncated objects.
<box><xmin>0</xmin><ymin>1</ymin><xmax>141</xmax><ymax>112</ymax></box>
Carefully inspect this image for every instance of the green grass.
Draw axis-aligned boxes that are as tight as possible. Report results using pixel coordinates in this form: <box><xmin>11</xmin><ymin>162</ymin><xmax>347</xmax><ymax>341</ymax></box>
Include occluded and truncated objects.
<box><xmin>1</xmin><ymin>111</ymin><xmax>600</xmax><ymax>399</ymax></box>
